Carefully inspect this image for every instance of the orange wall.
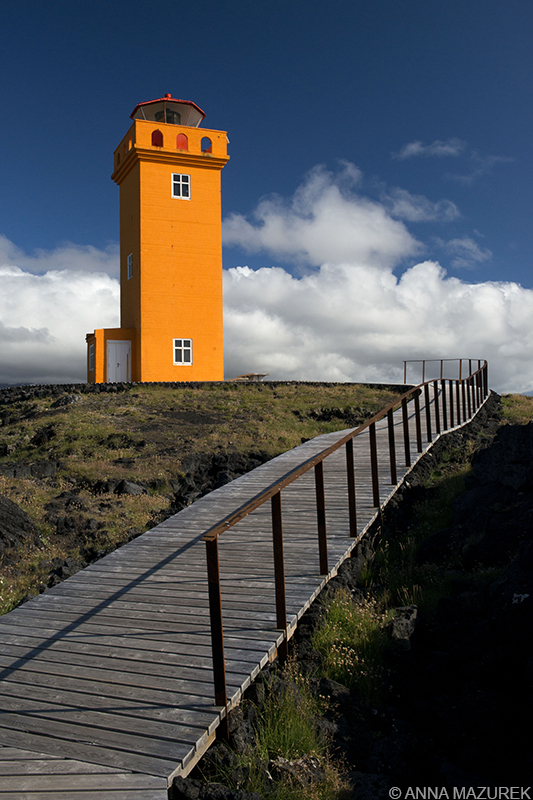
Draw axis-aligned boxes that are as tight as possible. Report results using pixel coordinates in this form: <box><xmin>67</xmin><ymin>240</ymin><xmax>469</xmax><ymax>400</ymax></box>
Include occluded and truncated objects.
<box><xmin>111</xmin><ymin>119</ymin><xmax>228</xmax><ymax>382</ymax></box>
<box><xmin>86</xmin><ymin>328</ymin><xmax>136</xmax><ymax>383</ymax></box>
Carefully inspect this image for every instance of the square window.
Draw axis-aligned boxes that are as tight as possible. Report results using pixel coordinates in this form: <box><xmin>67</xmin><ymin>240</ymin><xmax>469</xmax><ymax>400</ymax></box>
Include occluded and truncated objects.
<box><xmin>173</xmin><ymin>338</ymin><xmax>193</xmax><ymax>365</ymax></box>
<box><xmin>127</xmin><ymin>253</ymin><xmax>133</xmax><ymax>280</ymax></box>
<box><xmin>172</xmin><ymin>173</ymin><xmax>191</xmax><ymax>199</ymax></box>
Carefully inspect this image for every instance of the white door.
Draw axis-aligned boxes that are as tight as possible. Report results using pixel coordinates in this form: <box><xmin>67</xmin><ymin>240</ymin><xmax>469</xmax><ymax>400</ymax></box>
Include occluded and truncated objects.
<box><xmin>106</xmin><ymin>340</ymin><xmax>131</xmax><ymax>382</ymax></box>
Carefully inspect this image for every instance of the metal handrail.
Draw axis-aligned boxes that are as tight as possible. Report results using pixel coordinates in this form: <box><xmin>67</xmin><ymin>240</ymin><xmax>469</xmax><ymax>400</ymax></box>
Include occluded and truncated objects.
<box><xmin>403</xmin><ymin>357</ymin><xmax>485</xmax><ymax>384</ymax></box>
<box><xmin>204</xmin><ymin>359</ymin><xmax>489</xmax><ymax>732</ymax></box>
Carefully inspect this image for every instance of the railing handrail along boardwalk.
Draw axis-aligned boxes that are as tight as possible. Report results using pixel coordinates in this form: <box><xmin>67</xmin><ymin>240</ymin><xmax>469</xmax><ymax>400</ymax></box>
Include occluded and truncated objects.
<box><xmin>203</xmin><ymin>360</ymin><xmax>489</xmax><ymax>732</ymax></box>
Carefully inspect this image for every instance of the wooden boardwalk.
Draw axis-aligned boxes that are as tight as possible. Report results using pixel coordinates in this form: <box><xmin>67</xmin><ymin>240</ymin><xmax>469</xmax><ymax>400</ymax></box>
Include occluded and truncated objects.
<box><xmin>0</xmin><ymin>382</ymin><xmax>488</xmax><ymax>799</ymax></box>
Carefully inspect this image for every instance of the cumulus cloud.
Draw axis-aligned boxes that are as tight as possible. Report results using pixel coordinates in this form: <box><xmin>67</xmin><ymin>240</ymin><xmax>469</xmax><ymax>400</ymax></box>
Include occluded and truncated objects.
<box><xmin>394</xmin><ymin>138</ymin><xmax>466</xmax><ymax>159</ymax></box>
<box><xmin>223</xmin><ymin>262</ymin><xmax>533</xmax><ymax>392</ymax></box>
<box><xmin>1</xmin><ymin>164</ymin><xmax>532</xmax><ymax>393</ymax></box>
<box><xmin>222</xmin><ymin>166</ymin><xmax>533</xmax><ymax>392</ymax></box>
<box><xmin>0</xmin><ymin>263</ymin><xmax>119</xmax><ymax>385</ymax></box>
<box><xmin>223</xmin><ymin>164</ymin><xmax>420</xmax><ymax>270</ymax></box>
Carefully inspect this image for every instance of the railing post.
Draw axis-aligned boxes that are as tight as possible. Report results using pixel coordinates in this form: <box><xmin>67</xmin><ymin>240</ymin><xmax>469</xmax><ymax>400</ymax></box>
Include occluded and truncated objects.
<box><xmin>369</xmin><ymin>422</ymin><xmax>380</xmax><ymax>507</ymax></box>
<box><xmin>441</xmin><ymin>379</ymin><xmax>448</xmax><ymax>431</ymax></box>
<box><xmin>345</xmin><ymin>439</ymin><xmax>357</xmax><ymax>537</ymax></box>
<box><xmin>271</xmin><ymin>492</ymin><xmax>287</xmax><ymax>633</ymax></box>
<box><xmin>462</xmin><ymin>379</ymin><xmax>467</xmax><ymax>421</ymax></box>
<box><xmin>414</xmin><ymin>391</ymin><xmax>423</xmax><ymax>452</ymax></box>
<box><xmin>424</xmin><ymin>382</ymin><xmax>432</xmax><ymax>443</ymax></box>
<box><xmin>433</xmin><ymin>380</ymin><xmax>441</xmax><ymax>435</ymax></box>
<box><xmin>404</xmin><ymin>361</ymin><xmax>407</xmax><ymax>384</ymax></box>
<box><xmin>387</xmin><ymin>408</ymin><xmax>397</xmax><ymax>485</ymax></box>
<box><xmin>449</xmin><ymin>378</ymin><xmax>454</xmax><ymax>427</ymax></box>
<box><xmin>314</xmin><ymin>462</ymin><xmax>328</xmax><ymax>574</ymax></box>
<box><xmin>401</xmin><ymin>397</ymin><xmax>411</xmax><ymax>467</ymax></box>
<box><xmin>466</xmin><ymin>377</ymin><xmax>472</xmax><ymax>418</ymax></box>
<box><xmin>205</xmin><ymin>538</ymin><xmax>229</xmax><ymax>738</ymax></box>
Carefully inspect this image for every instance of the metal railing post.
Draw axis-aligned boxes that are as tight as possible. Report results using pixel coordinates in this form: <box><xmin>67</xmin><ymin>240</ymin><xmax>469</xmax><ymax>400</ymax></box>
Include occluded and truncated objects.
<box><xmin>271</xmin><ymin>492</ymin><xmax>287</xmax><ymax>633</ymax></box>
<box><xmin>441</xmin><ymin>379</ymin><xmax>448</xmax><ymax>431</ymax></box>
<box><xmin>466</xmin><ymin>377</ymin><xmax>472</xmax><ymax>418</ymax></box>
<box><xmin>433</xmin><ymin>380</ymin><xmax>441</xmax><ymax>435</ymax></box>
<box><xmin>205</xmin><ymin>538</ymin><xmax>229</xmax><ymax>738</ymax></box>
<box><xmin>345</xmin><ymin>439</ymin><xmax>357</xmax><ymax>537</ymax></box>
<box><xmin>414</xmin><ymin>391</ymin><xmax>423</xmax><ymax>452</ymax></box>
<box><xmin>314</xmin><ymin>462</ymin><xmax>328</xmax><ymax>574</ymax></box>
<box><xmin>369</xmin><ymin>422</ymin><xmax>380</xmax><ymax>506</ymax></box>
<box><xmin>424</xmin><ymin>382</ymin><xmax>432</xmax><ymax>443</ymax></box>
<box><xmin>387</xmin><ymin>408</ymin><xmax>397</xmax><ymax>485</ymax></box>
<box><xmin>462</xmin><ymin>379</ymin><xmax>467</xmax><ymax>421</ymax></box>
<box><xmin>401</xmin><ymin>397</ymin><xmax>411</xmax><ymax>467</ymax></box>
<box><xmin>449</xmin><ymin>378</ymin><xmax>454</xmax><ymax>427</ymax></box>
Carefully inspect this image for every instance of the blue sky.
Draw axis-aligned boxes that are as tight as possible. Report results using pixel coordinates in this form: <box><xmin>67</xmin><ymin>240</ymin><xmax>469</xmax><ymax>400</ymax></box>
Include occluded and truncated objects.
<box><xmin>1</xmin><ymin>0</ymin><xmax>533</xmax><ymax>390</ymax></box>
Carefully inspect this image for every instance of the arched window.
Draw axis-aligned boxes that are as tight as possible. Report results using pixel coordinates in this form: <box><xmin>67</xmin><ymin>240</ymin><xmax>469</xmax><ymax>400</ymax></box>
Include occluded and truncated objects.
<box><xmin>176</xmin><ymin>133</ymin><xmax>188</xmax><ymax>151</ymax></box>
<box><xmin>151</xmin><ymin>129</ymin><xmax>163</xmax><ymax>147</ymax></box>
<box><xmin>201</xmin><ymin>137</ymin><xmax>212</xmax><ymax>153</ymax></box>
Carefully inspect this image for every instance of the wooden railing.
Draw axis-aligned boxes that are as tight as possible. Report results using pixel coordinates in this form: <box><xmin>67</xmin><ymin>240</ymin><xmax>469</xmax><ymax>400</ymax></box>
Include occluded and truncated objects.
<box><xmin>203</xmin><ymin>360</ymin><xmax>489</xmax><ymax>731</ymax></box>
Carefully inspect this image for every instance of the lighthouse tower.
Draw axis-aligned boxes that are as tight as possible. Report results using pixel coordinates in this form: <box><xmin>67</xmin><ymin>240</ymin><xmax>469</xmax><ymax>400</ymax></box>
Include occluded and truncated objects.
<box><xmin>86</xmin><ymin>94</ymin><xmax>229</xmax><ymax>383</ymax></box>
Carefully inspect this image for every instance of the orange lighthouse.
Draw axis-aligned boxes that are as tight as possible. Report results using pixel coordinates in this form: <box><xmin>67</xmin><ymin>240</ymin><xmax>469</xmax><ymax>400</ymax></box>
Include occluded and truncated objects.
<box><xmin>86</xmin><ymin>94</ymin><xmax>229</xmax><ymax>383</ymax></box>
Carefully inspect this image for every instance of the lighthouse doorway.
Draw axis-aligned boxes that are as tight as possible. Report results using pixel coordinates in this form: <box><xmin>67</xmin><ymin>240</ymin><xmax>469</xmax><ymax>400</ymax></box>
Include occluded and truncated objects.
<box><xmin>107</xmin><ymin>340</ymin><xmax>131</xmax><ymax>383</ymax></box>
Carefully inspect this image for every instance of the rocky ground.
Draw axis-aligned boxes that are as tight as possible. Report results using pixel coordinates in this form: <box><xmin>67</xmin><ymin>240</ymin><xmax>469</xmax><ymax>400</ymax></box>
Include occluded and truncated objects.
<box><xmin>172</xmin><ymin>393</ymin><xmax>533</xmax><ymax>798</ymax></box>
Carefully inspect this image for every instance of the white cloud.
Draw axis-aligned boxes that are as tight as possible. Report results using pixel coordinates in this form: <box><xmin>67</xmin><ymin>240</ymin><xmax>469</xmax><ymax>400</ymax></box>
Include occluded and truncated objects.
<box><xmin>1</xmin><ymin>165</ymin><xmax>532</xmax><ymax>393</ymax></box>
<box><xmin>446</xmin><ymin>152</ymin><xmax>514</xmax><ymax>185</ymax></box>
<box><xmin>441</xmin><ymin>237</ymin><xmax>493</xmax><ymax>270</ymax></box>
<box><xmin>223</xmin><ymin>164</ymin><xmax>420</xmax><ymax>270</ymax></box>
<box><xmin>382</xmin><ymin>187</ymin><xmax>460</xmax><ymax>222</ymax></box>
<box><xmin>0</xmin><ymin>263</ymin><xmax>119</xmax><ymax>385</ymax></box>
<box><xmin>224</xmin><ymin>261</ymin><xmax>533</xmax><ymax>392</ymax></box>
<box><xmin>394</xmin><ymin>138</ymin><xmax>466</xmax><ymax>159</ymax></box>
<box><xmin>0</xmin><ymin>235</ymin><xmax>119</xmax><ymax>277</ymax></box>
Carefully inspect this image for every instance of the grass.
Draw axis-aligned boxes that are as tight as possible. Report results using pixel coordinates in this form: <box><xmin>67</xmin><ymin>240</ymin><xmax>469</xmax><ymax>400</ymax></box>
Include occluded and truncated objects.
<box><xmin>0</xmin><ymin>382</ymin><xmax>400</xmax><ymax>614</ymax></box>
<box><xmin>312</xmin><ymin>589</ymin><xmax>391</xmax><ymax>703</ymax></box>
<box><xmin>203</xmin><ymin>658</ymin><xmax>349</xmax><ymax>800</ymax></box>
<box><xmin>500</xmin><ymin>393</ymin><xmax>533</xmax><ymax>424</ymax></box>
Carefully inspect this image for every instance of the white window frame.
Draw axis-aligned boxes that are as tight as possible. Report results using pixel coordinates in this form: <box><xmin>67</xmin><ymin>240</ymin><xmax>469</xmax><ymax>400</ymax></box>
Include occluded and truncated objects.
<box><xmin>127</xmin><ymin>253</ymin><xmax>133</xmax><ymax>280</ymax></box>
<box><xmin>173</xmin><ymin>338</ymin><xmax>193</xmax><ymax>365</ymax></box>
<box><xmin>171</xmin><ymin>173</ymin><xmax>191</xmax><ymax>200</ymax></box>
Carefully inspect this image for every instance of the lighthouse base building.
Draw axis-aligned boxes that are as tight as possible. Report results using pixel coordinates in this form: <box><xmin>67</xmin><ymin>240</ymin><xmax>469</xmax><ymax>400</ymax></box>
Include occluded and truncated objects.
<box><xmin>86</xmin><ymin>94</ymin><xmax>229</xmax><ymax>383</ymax></box>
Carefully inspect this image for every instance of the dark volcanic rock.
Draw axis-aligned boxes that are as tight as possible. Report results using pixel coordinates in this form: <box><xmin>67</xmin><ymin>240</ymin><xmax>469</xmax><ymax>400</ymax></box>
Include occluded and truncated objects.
<box><xmin>172</xmin><ymin>450</ymin><xmax>271</xmax><ymax>509</ymax></box>
<box><xmin>0</xmin><ymin>494</ymin><xmax>41</xmax><ymax>558</ymax></box>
